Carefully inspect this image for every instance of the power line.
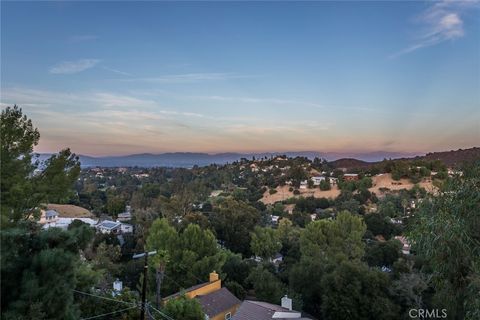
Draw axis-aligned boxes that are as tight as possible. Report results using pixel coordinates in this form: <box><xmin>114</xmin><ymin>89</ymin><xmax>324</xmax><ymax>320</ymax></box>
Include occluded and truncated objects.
<box><xmin>73</xmin><ymin>289</ymin><xmax>138</xmax><ymax>306</ymax></box>
<box><xmin>148</xmin><ymin>303</ymin><xmax>175</xmax><ymax>320</ymax></box>
<box><xmin>80</xmin><ymin>306</ymin><xmax>137</xmax><ymax>320</ymax></box>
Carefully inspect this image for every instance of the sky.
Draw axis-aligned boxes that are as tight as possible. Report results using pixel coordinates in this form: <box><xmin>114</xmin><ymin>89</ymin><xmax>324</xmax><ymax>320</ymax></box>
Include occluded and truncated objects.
<box><xmin>1</xmin><ymin>1</ymin><xmax>479</xmax><ymax>156</ymax></box>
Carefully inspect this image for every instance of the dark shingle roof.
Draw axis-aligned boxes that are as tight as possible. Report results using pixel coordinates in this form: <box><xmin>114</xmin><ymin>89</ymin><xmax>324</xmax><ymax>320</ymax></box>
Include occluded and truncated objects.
<box><xmin>45</xmin><ymin>210</ymin><xmax>58</xmax><ymax>218</ymax></box>
<box><xmin>196</xmin><ymin>287</ymin><xmax>241</xmax><ymax>318</ymax></box>
<box><xmin>232</xmin><ymin>300</ymin><xmax>308</xmax><ymax>320</ymax></box>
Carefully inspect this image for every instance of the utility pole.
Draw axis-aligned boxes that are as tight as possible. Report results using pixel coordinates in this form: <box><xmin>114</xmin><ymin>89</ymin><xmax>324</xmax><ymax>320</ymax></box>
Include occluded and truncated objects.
<box><xmin>133</xmin><ymin>250</ymin><xmax>157</xmax><ymax>320</ymax></box>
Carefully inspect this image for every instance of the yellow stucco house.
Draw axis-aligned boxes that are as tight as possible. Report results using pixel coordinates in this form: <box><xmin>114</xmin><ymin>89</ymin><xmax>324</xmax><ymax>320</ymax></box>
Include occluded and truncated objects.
<box><xmin>163</xmin><ymin>271</ymin><xmax>241</xmax><ymax>320</ymax></box>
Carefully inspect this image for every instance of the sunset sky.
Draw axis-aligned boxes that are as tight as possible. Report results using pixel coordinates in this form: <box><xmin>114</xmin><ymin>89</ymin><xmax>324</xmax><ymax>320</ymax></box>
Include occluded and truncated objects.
<box><xmin>1</xmin><ymin>1</ymin><xmax>479</xmax><ymax>156</ymax></box>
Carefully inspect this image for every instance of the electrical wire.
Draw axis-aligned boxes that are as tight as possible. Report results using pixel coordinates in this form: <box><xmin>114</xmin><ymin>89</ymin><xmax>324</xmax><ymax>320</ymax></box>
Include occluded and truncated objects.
<box><xmin>73</xmin><ymin>289</ymin><xmax>138</xmax><ymax>306</ymax></box>
<box><xmin>80</xmin><ymin>306</ymin><xmax>137</xmax><ymax>320</ymax></box>
<box><xmin>148</xmin><ymin>303</ymin><xmax>175</xmax><ymax>320</ymax></box>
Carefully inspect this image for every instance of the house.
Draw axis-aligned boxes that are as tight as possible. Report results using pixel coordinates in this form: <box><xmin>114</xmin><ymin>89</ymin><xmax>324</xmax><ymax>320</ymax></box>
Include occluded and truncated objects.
<box><xmin>39</xmin><ymin>209</ymin><xmax>59</xmax><ymax>225</ymax></box>
<box><xmin>117</xmin><ymin>211</ymin><xmax>132</xmax><ymax>222</ymax></box>
<box><xmin>284</xmin><ymin>204</ymin><xmax>295</xmax><ymax>215</ymax></box>
<box><xmin>299</xmin><ymin>180</ymin><xmax>308</xmax><ymax>189</ymax></box>
<box><xmin>117</xmin><ymin>205</ymin><xmax>132</xmax><ymax>222</ymax></box>
<box><xmin>210</xmin><ymin>190</ymin><xmax>223</xmax><ymax>197</ymax></box>
<box><xmin>233</xmin><ymin>296</ymin><xmax>311</xmax><ymax>320</ymax></box>
<box><xmin>310</xmin><ymin>176</ymin><xmax>326</xmax><ymax>186</ymax></box>
<box><xmin>120</xmin><ymin>223</ymin><xmax>133</xmax><ymax>233</ymax></box>
<box><xmin>112</xmin><ymin>279</ymin><xmax>123</xmax><ymax>297</ymax></box>
<box><xmin>394</xmin><ymin>236</ymin><xmax>411</xmax><ymax>255</ymax></box>
<box><xmin>272</xmin><ymin>253</ymin><xmax>283</xmax><ymax>265</ymax></box>
<box><xmin>271</xmin><ymin>215</ymin><xmax>280</xmax><ymax>225</ymax></box>
<box><xmin>329</xmin><ymin>177</ymin><xmax>338</xmax><ymax>185</ymax></box>
<box><xmin>343</xmin><ymin>173</ymin><xmax>359</xmax><ymax>181</ymax></box>
<box><xmin>96</xmin><ymin>220</ymin><xmax>122</xmax><ymax>234</ymax></box>
<box><xmin>163</xmin><ymin>272</ymin><xmax>241</xmax><ymax>320</ymax></box>
<box><xmin>42</xmin><ymin>217</ymin><xmax>98</xmax><ymax>230</ymax></box>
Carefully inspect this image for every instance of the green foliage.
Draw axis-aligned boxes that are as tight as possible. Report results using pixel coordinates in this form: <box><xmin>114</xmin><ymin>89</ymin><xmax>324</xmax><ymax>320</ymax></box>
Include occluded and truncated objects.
<box><xmin>319</xmin><ymin>179</ymin><xmax>331</xmax><ymax>190</ymax></box>
<box><xmin>1</xmin><ymin>223</ymin><xmax>96</xmax><ymax>319</ymax></box>
<box><xmin>146</xmin><ymin>219</ymin><xmax>226</xmax><ymax>295</ymax></box>
<box><xmin>106</xmin><ymin>195</ymin><xmax>126</xmax><ymax>216</ymax></box>
<box><xmin>225</xmin><ymin>281</ymin><xmax>246</xmax><ymax>300</ymax></box>
<box><xmin>250</xmin><ymin>226</ymin><xmax>282</xmax><ymax>260</ymax></box>
<box><xmin>246</xmin><ymin>266</ymin><xmax>286</xmax><ymax>304</ymax></box>
<box><xmin>300</xmin><ymin>211</ymin><xmax>366</xmax><ymax>263</ymax></box>
<box><xmin>409</xmin><ymin>164</ymin><xmax>480</xmax><ymax>320</ymax></box>
<box><xmin>389</xmin><ymin>272</ymin><xmax>431</xmax><ymax>317</ymax></box>
<box><xmin>320</xmin><ymin>261</ymin><xmax>399</xmax><ymax>320</ymax></box>
<box><xmin>364</xmin><ymin>213</ymin><xmax>397</xmax><ymax>239</ymax></box>
<box><xmin>364</xmin><ymin>239</ymin><xmax>402</xmax><ymax>267</ymax></box>
<box><xmin>222</xmin><ymin>252</ymin><xmax>252</xmax><ymax>287</ymax></box>
<box><xmin>209</xmin><ymin>199</ymin><xmax>261</xmax><ymax>256</ymax></box>
<box><xmin>1</xmin><ymin>106</ymin><xmax>80</xmax><ymax>226</ymax></box>
<box><xmin>163</xmin><ymin>295</ymin><xmax>204</xmax><ymax>320</ymax></box>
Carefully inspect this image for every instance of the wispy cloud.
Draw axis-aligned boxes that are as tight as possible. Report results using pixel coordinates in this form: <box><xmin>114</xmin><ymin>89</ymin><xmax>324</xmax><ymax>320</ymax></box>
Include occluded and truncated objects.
<box><xmin>49</xmin><ymin>59</ymin><xmax>100</xmax><ymax>74</ymax></box>
<box><xmin>122</xmin><ymin>73</ymin><xmax>255</xmax><ymax>83</ymax></box>
<box><xmin>102</xmin><ymin>66</ymin><xmax>132</xmax><ymax>76</ymax></box>
<box><xmin>68</xmin><ymin>35</ymin><xmax>98</xmax><ymax>43</ymax></box>
<box><xmin>391</xmin><ymin>0</ymin><xmax>478</xmax><ymax>58</ymax></box>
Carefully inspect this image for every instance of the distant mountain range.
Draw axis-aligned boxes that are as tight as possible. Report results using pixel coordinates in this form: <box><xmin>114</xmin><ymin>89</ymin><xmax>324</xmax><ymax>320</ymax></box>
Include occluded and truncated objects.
<box><xmin>35</xmin><ymin>147</ymin><xmax>479</xmax><ymax>168</ymax></box>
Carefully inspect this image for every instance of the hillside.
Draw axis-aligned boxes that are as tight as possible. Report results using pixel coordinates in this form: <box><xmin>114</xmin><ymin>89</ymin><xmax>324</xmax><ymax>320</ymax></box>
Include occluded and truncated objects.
<box><xmin>419</xmin><ymin>147</ymin><xmax>480</xmax><ymax>167</ymax></box>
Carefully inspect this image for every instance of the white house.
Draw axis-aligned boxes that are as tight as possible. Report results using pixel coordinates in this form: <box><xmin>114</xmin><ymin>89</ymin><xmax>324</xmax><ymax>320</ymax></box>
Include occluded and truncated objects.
<box><xmin>120</xmin><ymin>223</ymin><xmax>133</xmax><ymax>234</ymax></box>
<box><xmin>39</xmin><ymin>209</ymin><xmax>59</xmax><ymax>225</ymax></box>
<box><xmin>271</xmin><ymin>215</ymin><xmax>280</xmax><ymax>225</ymax></box>
<box><xmin>311</xmin><ymin>176</ymin><xmax>326</xmax><ymax>186</ymax></box>
<box><xmin>299</xmin><ymin>180</ymin><xmax>308</xmax><ymax>189</ymax></box>
<box><xmin>42</xmin><ymin>217</ymin><xmax>98</xmax><ymax>230</ymax></box>
<box><xmin>96</xmin><ymin>220</ymin><xmax>122</xmax><ymax>234</ymax></box>
<box><xmin>394</xmin><ymin>236</ymin><xmax>411</xmax><ymax>255</ymax></box>
<box><xmin>329</xmin><ymin>177</ymin><xmax>338</xmax><ymax>185</ymax></box>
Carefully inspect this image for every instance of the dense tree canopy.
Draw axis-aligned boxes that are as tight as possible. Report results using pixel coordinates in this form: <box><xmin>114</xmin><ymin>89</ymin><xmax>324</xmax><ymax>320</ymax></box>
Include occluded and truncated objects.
<box><xmin>1</xmin><ymin>106</ymin><xmax>80</xmax><ymax>226</ymax></box>
<box><xmin>146</xmin><ymin>218</ymin><xmax>226</xmax><ymax>294</ymax></box>
<box><xmin>409</xmin><ymin>164</ymin><xmax>480</xmax><ymax>320</ymax></box>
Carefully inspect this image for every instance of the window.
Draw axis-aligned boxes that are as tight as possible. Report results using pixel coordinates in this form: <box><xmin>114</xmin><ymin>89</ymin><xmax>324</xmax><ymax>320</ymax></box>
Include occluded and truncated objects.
<box><xmin>225</xmin><ymin>312</ymin><xmax>231</xmax><ymax>320</ymax></box>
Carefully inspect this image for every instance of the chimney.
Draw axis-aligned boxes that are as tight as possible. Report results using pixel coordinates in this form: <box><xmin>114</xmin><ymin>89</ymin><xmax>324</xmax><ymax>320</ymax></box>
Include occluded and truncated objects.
<box><xmin>112</xmin><ymin>279</ymin><xmax>123</xmax><ymax>297</ymax></box>
<box><xmin>209</xmin><ymin>271</ymin><xmax>219</xmax><ymax>283</ymax></box>
<box><xmin>281</xmin><ymin>295</ymin><xmax>292</xmax><ymax>311</ymax></box>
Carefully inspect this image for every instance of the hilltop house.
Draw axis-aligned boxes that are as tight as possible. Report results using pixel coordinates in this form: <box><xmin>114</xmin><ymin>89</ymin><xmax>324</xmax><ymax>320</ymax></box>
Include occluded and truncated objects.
<box><xmin>96</xmin><ymin>220</ymin><xmax>133</xmax><ymax>234</ymax></box>
<box><xmin>96</xmin><ymin>220</ymin><xmax>122</xmax><ymax>234</ymax></box>
<box><xmin>394</xmin><ymin>236</ymin><xmax>411</xmax><ymax>255</ymax></box>
<box><xmin>117</xmin><ymin>205</ymin><xmax>132</xmax><ymax>222</ymax></box>
<box><xmin>39</xmin><ymin>209</ymin><xmax>59</xmax><ymax>225</ymax></box>
<box><xmin>163</xmin><ymin>271</ymin><xmax>241</xmax><ymax>320</ymax></box>
<box><xmin>42</xmin><ymin>217</ymin><xmax>98</xmax><ymax>230</ymax></box>
<box><xmin>233</xmin><ymin>295</ymin><xmax>311</xmax><ymax>320</ymax></box>
<box><xmin>343</xmin><ymin>173</ymin><xmax>359</xmax><ymax>181</ymax></box>
<box><xmin>310</xmin><ymin>176</ymin><xmax>326</xmax><ymax>186</ymax></box>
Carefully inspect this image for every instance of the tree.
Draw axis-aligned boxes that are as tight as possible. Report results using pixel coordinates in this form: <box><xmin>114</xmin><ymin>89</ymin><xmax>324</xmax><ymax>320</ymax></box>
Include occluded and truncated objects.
<box><xmin>163</xmin><ymin>295</ymin><xmax>204</xmax><ymax>320</ymax></box>
<box><xmin>1</xmin><ymin>106</ymin><xmax>80</xmax><ymax>226</ymax></box>
<box><xmin>364</xmin><ymin>239</ymin><xmax>402</xmax><ymax>267</ymax></box>
<box><xmin>146</xmin><ymin>219</ymin><xmax>226</xmax><ymax>295</ymax></box>
<box><xmin>389</xmin><ymin>272</ymin><xmax>431</xmax><ymax>316</ymax></box>
<box><xmin>300</xmin><ymin>211</ymin><xmax>366</xmax><ymax>264</ymax></box>
<box><xmin>209</xmin><ymin>199</ymin><xmax>261</xmax><ymax>256</ymax></box>
<box><xmin>251</xmin><ymin>226</ymin><xmax>282</xmax><ymax>260</ymax></box>
<box><xmin>1</xmin><ymin>223</ymin><xmax>96</xmax><ymax>319</ymax></box>
<box><xmin>320</xmin><ymin>261</ymin><xmax>399</xmax><ymax>320</ymax></box>
<box><xmin>409</xmin><ymin>164</ymin><xmax>480</xmax><ymax>320</ymax></box>
<box><xmin>246</xmin><ymin>267</ymin><xmax>286</xmax><ymax>304</ymax></box>
<box><xmin>106</xmin><ymin>195</ymin><xmax>126</xmax><ymax>217</ymax></box>
<box><xmin>364</xmin><ymin>213</ymin><xmax>396</xmax><ymax>239</ymax></box>
<box><xmin>222</xmin><ymin>252</ymin><xmax>252</xmax><ymax>288</ymax></box>
<box><xmin>319</xmin><ymin>179</ymin><xmax>331</xmax><ymax>191</ymax></box>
